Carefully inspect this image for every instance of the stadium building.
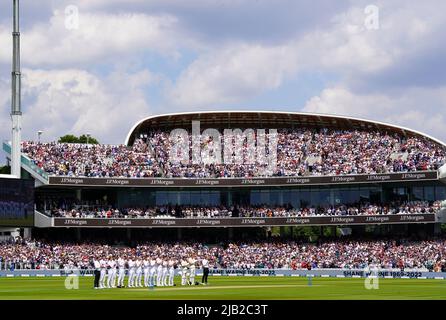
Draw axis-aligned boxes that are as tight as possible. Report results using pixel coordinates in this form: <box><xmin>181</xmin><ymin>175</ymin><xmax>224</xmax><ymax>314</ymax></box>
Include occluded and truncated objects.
<box><xmin>2</xmin><ymin>110</ymin><xmax>446</xmax><ymax>242</ymax></box>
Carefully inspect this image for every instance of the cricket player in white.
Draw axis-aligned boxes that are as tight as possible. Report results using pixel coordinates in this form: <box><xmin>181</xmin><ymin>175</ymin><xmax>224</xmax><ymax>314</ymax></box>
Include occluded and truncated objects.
<box><xmin>156</xmin><ymin>258</ymin><xmax>163</xmax><ymax>286</ymax></box>
<box><xmin>188</xmin><ymin>257</ymin><xmax>196</xmax><ymax>285</ymax></box>
<box><xmin>181</xmin><ymin>259</ymin><xmax>189</xmax><ymax>286</ymax></box>
<box><xmin>149</xmin><ymin>258</ymin><xmax>156</xmax><ymax>287</ymax></box>
<box><xmin>128</xmin><ymin>258</ymin><xmax>136</xmax><ymax>288</ymax></box>
<box><xmin>135</xmin><ymin>258</ymin><xmax>143</xmax><ymax>287</ymax></box>
<box><xmin>107</xmin><ymin>258</ymin><xmax>116</xmax><ymax>288</ymax></box>
<box><xmin>99</xmin><ymin>258</ymin><xmax>107</xmax><ymax>289</ymax></box>
<box><xmin>143</xmin><ymin>257</ymin><xmax>150</xmax><ymax>287</ymax></box>
<box><xmin>117</xmin><ymin>257</ymin><xmax>126</xmax><ymax>288</ymax></box>
<box><xmin>168</xmin><ymin>259</ymin><xmax>175</xmax><ymax>287</ymax></box>
<box><xmin>162</xmin><ymin>260</ymin><xmax>169</xmax><ymax>286</ymax></box>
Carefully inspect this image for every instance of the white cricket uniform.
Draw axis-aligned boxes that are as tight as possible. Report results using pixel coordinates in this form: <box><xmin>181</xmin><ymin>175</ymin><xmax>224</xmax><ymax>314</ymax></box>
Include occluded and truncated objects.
<box><xmin>149</xmin><ymin>260</ymin><xmax>156</xmax><ymax>287</ymax></box>
<box><xmin>181</xmin><ymin>261</ymin><xmax>189</xmax><ymax>286</ymax></box>
<box><xmin>143</xmin><ymin>260</ymin><xmax>150</xmax><ymax>287</ymax></box>
<box><xmin>189</xmin><ymin>260</ymin><xmax>196</xmax><ymax>285</ymax></box>
<box><xmin>156</xmin><ymin>262</ymin><xmax>163</xmax><ymax>286</ymax></box>
<box><xmin>117</xmin><ymin>258</ymin><xmax>126</xmax><ymax>287</ymax></box>
<box><xmin>162</xmin><ymin>261</ymin><xmax>169</xmax><ymax>286</ymax></box>
<box><xmin>168</xmin><ymin>260</ymin><xmax>175</xmax><ymax>286</ymax></box>
<box><xmin>99</xmin><ymin>259</ymin><xmax>107</xmax><ymax>288</ymax></box>
<box><xmin>128</xmin><ymin>260</ymin><xmax>136</xmax><ymax>287</ymax></box>
<box><xmin>135</xmin><ymin>260</ymin><xmax>143</xmax><ymax>287</ymax></box>
<box><xmin>107</xmin><ymin>260</ymin><xmax>117</xmax><ymax>288</ymax></box>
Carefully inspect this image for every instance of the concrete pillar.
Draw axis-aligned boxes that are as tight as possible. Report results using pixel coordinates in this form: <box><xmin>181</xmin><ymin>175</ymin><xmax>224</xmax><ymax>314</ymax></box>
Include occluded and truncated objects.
<box><xmin>23</xmin><ymin>228</ymin><xmax>32</xmax><ymax>239</ymax></box>
<box><xmin>228</xmin><ymin>228</ymin><xmax>234</xmax><ymax>240</ymax></box>
<box><xmin>76</xmin><ymin>189</ymin><xmax>82</xmax><ymax>201</ymax></box>
<box><xmin>280</xmin><ymin>226</ymin><xmax>285</xmax><ymax>237</ymax></box>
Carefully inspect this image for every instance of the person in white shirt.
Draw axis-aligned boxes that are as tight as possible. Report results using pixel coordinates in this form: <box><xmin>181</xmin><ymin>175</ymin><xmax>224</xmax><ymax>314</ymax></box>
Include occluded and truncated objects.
<box><xmin>135</xmin><ymin>258</ymin><xmax>143</xmax><ymax>287</ymax></box>
<box><xmin>143</xmin><ymin>256</ymin><xmax>150</xmax><ymax>287</ymax></box>
<box><xmin>156</xmin><ymin>258</ymin><xmax>163</xmax><ymax>286</ymax></box>
<box><xmin>117</xmin><ymin>257</ymin><xmax>126</xmax><ymax>288</ymax></box>
<box><xmin>106</xmin><ymin>258</ymin><xmax>113</xmax><ymax>288</ymax></box>
<box><xmin>149</xmin><ymin>258</ymin><xmax>156</xmax><ymax>287</ymax></box>
<box><xmin>107</xmin><ymin>257</ymin><xmax>117</xmax><ymax>288</ymax></box>
<box><xmin>99</xmin><ymin>258</ymin><xmax>107</xmax><ymax>289</ymax></box>
<box><xmin>181</xmin><ymin>259</ymin><xmax>189</xmax><ymax>286</ymax></box>
<box><xmin>168</xmin><ymin>259</ymin><xmax>175</xmax><ymax>287</ymax></box>
<box><xmin>188</xmin><ymin>257</ymin><xmax>196</xmax><ymax>285</ymax></box>
<box><xmin>127</xmin><ymin>258</ymin><xmax>136</xmax><ymax>288</ymax></box>
<box><xmin>162</xmin><ymin>260</ymin><xmax>169</xmax><ymax>286</ymax></box>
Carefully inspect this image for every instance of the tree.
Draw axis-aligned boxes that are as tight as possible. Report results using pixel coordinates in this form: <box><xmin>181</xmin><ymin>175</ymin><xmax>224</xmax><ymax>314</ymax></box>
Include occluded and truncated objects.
<box><xmin>58</xmin><ymin>134</ymin><xmax>99</xmax><ymax>144</ymax></box>
<box><xmin>78</xmin><ymin>134</ymin><xmax>99</xmax><ymax>145</ymax></box>
<box><xmin>0</xmin><ymin>165</ymin><xmax>11</xmax><ymax>174</ymax></box>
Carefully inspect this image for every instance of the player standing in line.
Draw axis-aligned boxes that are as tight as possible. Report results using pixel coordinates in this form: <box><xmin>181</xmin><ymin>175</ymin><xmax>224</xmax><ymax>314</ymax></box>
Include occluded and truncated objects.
<box><xmin>181</xmin><ymin>259</ymin><xmax>189</xmax><ymax>286</ymax></box>
<box><xmin>149</xmin><ymin>257</ymin><xmax>156</xmax><ymax>287</ymax></box>
<box><xmin>135</xmin><ymin>257</ymin><xmax>143</xmax><ymax>287</ymax></box>
<box><xmin>188</xmin><ymin>257</ymin><xmax>196</xmax><ymax>285</ymax></box>
<box><xmin>111</xmin><ymin>257</ymin><xmax>118</xmax><ymax>288</ymax></box>
<box><xmin>156</xmin><ymin>258</ymin><xmax>163</xmax><ymax>286</ymax></box>
<box><xmin>143</xmin><ymin>255</ymin><xmax>150</xmax><ymax>287</ymax></box>
<box><xmin>162</xmin><ymin>259</ymin><xmax>169</xmax><ymax>286</ymax></box>
<box><xmin>117</xmin><ymin>256</ymin><xmax>126</xmax><ymax>288</ymax></box>
<box><xmin>168</xmin><ymin>259</ymin><xmax>175</xmax><ymax>287</ymax></box>
<box><xmin>106</xmin><ymin>256</ymin><xmax>115</xmax><ymax>288</ymax></box>
<box><xmin>127</xmin><ymin>257</ymin><xmax>136</xmax><ymax>288</ymax></box>
<box><xmin>99</xmin><ymin>257</ymin><xmax>107</xmax><ymax>289</ymax></box>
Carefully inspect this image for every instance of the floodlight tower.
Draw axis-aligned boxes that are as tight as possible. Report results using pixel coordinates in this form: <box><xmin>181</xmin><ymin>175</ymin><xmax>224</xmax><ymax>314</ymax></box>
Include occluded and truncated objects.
<box><xmin>11</xmin><ymin>0</ymin><xmax>22</xmax><ymax>178</ymax></box>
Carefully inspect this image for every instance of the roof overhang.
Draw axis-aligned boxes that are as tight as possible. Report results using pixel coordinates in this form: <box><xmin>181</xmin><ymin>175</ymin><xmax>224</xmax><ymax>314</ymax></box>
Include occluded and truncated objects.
<box><xmin>125</xmin><ymin>110</ymin><xmax>446</xmax><ymax>148</ymax></box>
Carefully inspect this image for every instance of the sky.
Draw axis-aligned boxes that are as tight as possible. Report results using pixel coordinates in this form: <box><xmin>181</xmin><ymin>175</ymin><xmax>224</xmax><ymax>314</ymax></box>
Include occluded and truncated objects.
<box><xmin>0</xmin><ymin>0</ymin><xmax>445</xmax><ymax>153</ymax></box>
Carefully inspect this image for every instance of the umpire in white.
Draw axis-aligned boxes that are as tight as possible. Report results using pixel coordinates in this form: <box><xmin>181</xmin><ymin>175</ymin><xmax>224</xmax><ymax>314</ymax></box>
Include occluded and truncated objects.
<box><xmin>201</xmin><ymin>258</ymin><xmax>209</xmax><ymax>285</ymax></box>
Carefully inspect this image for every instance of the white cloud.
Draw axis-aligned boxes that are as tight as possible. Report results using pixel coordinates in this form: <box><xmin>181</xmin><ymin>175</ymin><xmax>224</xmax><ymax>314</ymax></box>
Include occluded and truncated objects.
<box><xmin>0</xmin><ymin>68</ymin><xmax>154</xmax><ymax>145</ymax></box>
<box><xmin>168</xmin><ymin>43</ymin><xmax>300</xmax><ymax>108</ymax></box>
<box><xmin>0</xmin><ymin>11</ymin><xmax>180</xmax><ymax>67</ymax></box>
<box><xmin>303</xmin><ymin>86</ymin><xmax>446</xmax><ymax>143</ymax></box>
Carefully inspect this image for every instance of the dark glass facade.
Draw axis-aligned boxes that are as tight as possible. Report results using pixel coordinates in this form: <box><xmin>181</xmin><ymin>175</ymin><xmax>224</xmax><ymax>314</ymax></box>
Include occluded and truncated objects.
<box><xmin>36</xmin><ymin>182</ymin><xmax>446</xmax><ymax>211</ymax></box>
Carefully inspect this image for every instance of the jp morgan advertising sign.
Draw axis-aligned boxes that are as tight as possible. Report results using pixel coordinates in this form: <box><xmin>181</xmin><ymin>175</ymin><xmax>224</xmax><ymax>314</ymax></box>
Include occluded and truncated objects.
<box><xmin>53</xmin><ymin>213</ymin><xmax>437</xmax><ymax>228</ymax></box>
<box><xmin>0</xmin><ymin>178</ymin><xmax>34</xmax><ymax>227</ymax></box>
<box><xmin>48</xmin><ymin>171</ymin><xmax>439</xmax><ymax>188</ymax></box>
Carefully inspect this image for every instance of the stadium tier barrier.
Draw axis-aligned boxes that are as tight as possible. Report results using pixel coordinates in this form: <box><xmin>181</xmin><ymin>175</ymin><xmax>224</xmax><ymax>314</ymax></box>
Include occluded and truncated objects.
<box><xmin>1</xmin><ymin>269</ymin><xmax>445</xmax><ymax>279</ymax></box>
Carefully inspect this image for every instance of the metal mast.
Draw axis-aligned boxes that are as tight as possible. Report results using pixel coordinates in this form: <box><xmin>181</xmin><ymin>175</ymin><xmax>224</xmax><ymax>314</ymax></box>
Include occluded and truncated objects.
<box><xmin>11</xmin><ymin>0</ymin><xmax>22</xmax><ymax>178</ymax></box>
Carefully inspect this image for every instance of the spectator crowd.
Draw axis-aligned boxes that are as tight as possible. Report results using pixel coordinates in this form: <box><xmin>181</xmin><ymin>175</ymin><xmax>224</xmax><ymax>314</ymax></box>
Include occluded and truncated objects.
<box><xmin>1</xmin><ymin>238</ymin><xmax>445</xmax><ymax>271</ymax></box>
<box><xmin>21</xmin><ymin>128</ymin><xmax>446</xmax><ymax>178</ymax></box>
<box><xmin>47</xmin><ymin>201</ymin><xmax>441</xmax><ymax>219</ymax></box>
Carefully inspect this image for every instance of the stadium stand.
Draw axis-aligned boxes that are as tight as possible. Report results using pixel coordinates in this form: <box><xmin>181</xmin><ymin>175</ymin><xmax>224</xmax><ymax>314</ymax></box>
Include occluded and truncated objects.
<box><xmin>20</xmin><ymin>128</ymin><xmax>446</xmax><ymax>178</ymax></box>
<box><xmin>1</xmin><ymin>238</ymin><xmax>445</xmax><ymax>271</ymax></box>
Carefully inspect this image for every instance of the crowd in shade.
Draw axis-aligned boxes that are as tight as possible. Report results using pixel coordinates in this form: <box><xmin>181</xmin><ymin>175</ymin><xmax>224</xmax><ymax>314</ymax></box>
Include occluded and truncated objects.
<box><xmin>21</xmin><ymin>128</ymin><xmax>446</xmax><ymax>178</ymax></box>
<box><xmin>1</xmin><ymin>238</ymin><xmax>445</xmax><ymax>271</ymax></box>
<box><xmin>47</xmin><ymin>201</ymin><xmax>441</xmax><ymax>218</ymax></box>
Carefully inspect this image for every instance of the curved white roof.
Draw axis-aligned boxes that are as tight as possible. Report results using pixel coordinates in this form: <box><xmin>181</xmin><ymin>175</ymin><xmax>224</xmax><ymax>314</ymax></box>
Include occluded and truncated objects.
<box><xmin>125</xmin><ymin>110</ymin><xmax>446</xmax><ymax>148</ymax></box>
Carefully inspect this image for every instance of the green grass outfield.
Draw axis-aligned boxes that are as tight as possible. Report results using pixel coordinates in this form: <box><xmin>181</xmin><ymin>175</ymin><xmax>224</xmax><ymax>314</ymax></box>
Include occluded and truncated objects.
<box><xmin>0</xmin><ymin>276</ymin><xmax>445</xmax><ymax>300</ymax></box>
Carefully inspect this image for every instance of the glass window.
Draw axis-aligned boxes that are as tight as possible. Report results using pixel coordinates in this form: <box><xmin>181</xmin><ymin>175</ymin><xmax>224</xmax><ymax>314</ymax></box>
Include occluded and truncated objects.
<box><xmin>179</xmin><ymin>192</ymin><xmax>190</xmax><ymax>205</ymax></box>
<box><xmin>436</xmin><ymin>186</ymin><xmax>446</xmax><ymax>201</ymax></box>
<box><xmin>411</xmin><ymin>187</ymin><xmax>423</xmax><ymax>201</ymax></box>
<box><xmin>156</xmin><ymin>192</ymin><xmax>168</xmax><ymax>206</ymax></box>
<box><xmin>190</xmin><ymin>192</ymin><xmax>200</xmax><ymax>205</ymax></box>
<box><xmin>424</xmin><ymin>186</ymin><xmax>435</xmax><ymax>202</ymax></box>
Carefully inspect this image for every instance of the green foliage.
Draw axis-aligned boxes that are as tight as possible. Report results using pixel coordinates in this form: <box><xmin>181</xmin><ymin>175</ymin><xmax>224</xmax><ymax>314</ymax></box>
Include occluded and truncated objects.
<box><xmin>0</xmin><ymin>165</ymin><xmax>11</xmax><ymax>174</ymax></box>
<box><xmin>58</xmin><ymin>134</ymin><xmax>99</xmax><ymax>144</ymax></box>
<box><xmin>441</xmin><ymin>224</ymin><xmax>446</xmax><ymax>234</ymax></box>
